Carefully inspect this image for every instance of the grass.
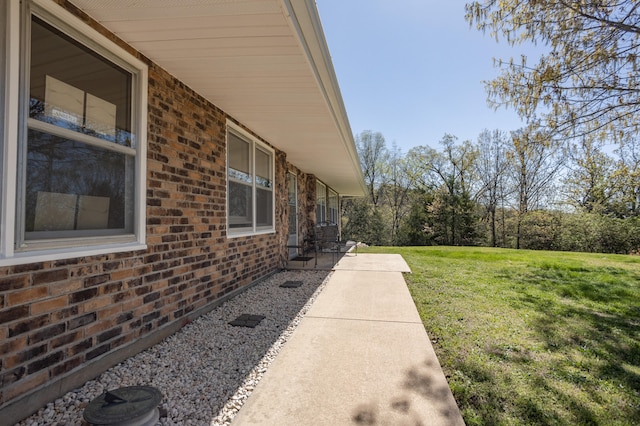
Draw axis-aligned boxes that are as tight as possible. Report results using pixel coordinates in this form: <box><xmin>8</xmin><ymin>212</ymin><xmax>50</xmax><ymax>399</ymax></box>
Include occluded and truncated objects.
<box><xmin>360</xmin><ymin>246</ymin><xmax>640</xmax><ymax>425</ymax></box>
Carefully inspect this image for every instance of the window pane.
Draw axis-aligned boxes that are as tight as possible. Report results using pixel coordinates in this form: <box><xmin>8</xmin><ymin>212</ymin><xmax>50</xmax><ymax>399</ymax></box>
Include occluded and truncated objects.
<box><xmin>255</xmin><ymin>147</ymin><xmax>271</xmax><ymax>188</ymax></box>
<box><xmin>25</xmin><ymin>129</ymin><xmax>133</xmax><ymax>237</ymax></box>
<box><xmin>329</xmin><ymin>190</ymin><xmax>338</xmax><ymax>223</ymax></box>
<box><xmin>256</xmin><ymin>187</ymin><xmax>273</xmax><ymax>227</ymax></box>
<box><xmin>288</xmin><ymin>174</ymin><xmax>297</xmax><ymax>235</ymax></box>
<box><xmin>228</xmin><ymin>132</ymin><xmax>251</xmax><ymax>182</ymax></box>
<box><xmin>228</xmin><ymin>181</ymin><xmax>252</xmax><ymax>229</ymax></box>
<box><xmin>226</xmin><ymin>127</ymin><xmax>274</xmax><ymax>234</ymax></box>
<box><xmin>29</xmin><ymin>17</ymin><xmax>134</xmax><ymax>147</ymax></box>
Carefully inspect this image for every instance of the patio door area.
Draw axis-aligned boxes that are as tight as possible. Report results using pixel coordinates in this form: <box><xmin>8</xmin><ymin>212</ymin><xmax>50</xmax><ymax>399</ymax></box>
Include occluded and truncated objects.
<box><xmin>287</xmin><ymin>172</ymin><xmax>298</xmax><ymax>258</ymax></box>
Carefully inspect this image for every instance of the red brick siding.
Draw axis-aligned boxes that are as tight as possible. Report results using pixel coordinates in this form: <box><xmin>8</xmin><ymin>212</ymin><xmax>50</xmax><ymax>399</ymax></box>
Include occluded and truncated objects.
<box><xmin>0</xmin><ymin>4</ymin><xmax>295</xmax><ymax>412</ymax></box>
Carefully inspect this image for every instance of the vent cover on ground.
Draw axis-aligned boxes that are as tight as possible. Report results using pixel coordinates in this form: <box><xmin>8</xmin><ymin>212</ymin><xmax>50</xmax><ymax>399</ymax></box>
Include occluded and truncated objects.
<box><xmin>228</xmin><ymin>314</ymin><xmax>266</xmax><ymax>328</ymax></box>
<box><xmin>280</xmin><ymin>280</ymin><xmax>303</xmax><ymax>288</ymax></box>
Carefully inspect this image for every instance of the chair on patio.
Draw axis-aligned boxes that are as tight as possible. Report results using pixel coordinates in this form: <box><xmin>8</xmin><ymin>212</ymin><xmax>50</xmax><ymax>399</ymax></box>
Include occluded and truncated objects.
<box><xmin>286</xmin><ymin>236</ymin><xmax>316</xmax><ymax>267</ymax></box>
<box><xmin>313</xmin><ymin>221</ymin><xmax>356</xmax><ymax>267</ymax></box>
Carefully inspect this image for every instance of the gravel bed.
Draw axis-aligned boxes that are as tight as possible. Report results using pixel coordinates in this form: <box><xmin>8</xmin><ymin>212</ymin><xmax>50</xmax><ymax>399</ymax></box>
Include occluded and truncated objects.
<box><xmin>17</xmin><ymin>269</ymin><xmax>332</xmax><ymax>426</ymax></box>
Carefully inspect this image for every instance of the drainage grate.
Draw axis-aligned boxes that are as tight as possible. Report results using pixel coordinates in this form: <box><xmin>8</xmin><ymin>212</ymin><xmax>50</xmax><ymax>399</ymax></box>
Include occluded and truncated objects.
<box><xmin>279</xmin><ymin>280</ymin><xmax>303</xmax><ymax>288</ymax></box>
<box><xmin>228</xmin><ymin>314</ymin><xmax>266</xmax><ymax>328</ymax></box>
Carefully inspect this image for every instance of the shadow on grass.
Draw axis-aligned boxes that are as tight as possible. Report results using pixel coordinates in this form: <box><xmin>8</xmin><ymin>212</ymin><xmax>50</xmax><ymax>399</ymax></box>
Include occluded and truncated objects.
<box><xmin>445</xmin><ymin>264</ymin><xmax>640</xmax><ymax>425</ymax></box>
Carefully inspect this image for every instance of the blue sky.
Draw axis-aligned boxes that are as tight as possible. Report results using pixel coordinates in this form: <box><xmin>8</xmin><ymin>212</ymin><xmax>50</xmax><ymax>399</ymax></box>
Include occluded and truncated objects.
<box><xmin>316</xmin><ymin>1</ymin><xmax>542</xmax><ymax>154</ymax></box>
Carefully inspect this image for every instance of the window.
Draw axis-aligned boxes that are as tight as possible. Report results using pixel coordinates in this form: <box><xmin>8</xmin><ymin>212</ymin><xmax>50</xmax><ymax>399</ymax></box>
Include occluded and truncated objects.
<box><xmin>316</xmin><ymin>181</ymin><xmax>327</xmax><ymax>223</ymax></box>
<box><xmin>328</xmin><ymin>189</ymin><xmax>339</xmax><ymax>224</ymax></box>
<box><xmin>287</xmin><ymin>172</ymin><xmax>297</xmax><ymax>237</ymax></box>
<box><xmin>0</xmin><ymin>0</ymin><xmax>147</xmax><ymax>265</ymax></box>
<box><xmin>227</xmin><ymin>124</ymin><xmax>274</xmax><ymax>236</ymax></box>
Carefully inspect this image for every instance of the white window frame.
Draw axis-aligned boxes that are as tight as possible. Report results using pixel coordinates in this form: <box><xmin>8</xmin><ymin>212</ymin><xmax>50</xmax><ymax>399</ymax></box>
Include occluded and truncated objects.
<box><xmin>0</xmin><ymin>0</ymin><xmax>147</xmax><ymax>266</ymax></box>
<box><xmin>226</xmin><ymin>121</ymin><xmax>275</xmax><ymax>237</ymax></box>
<box><xmin>316</xmin><ymin>180</ymin><xmax>327</xmax><ymax>223</ymax></box>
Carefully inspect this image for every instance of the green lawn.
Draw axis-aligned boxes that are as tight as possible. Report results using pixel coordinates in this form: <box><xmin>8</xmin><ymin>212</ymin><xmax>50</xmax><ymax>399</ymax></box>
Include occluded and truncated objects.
<box><xmin>361</xmin><ymin>246</ymin><xmax>640</xmax><ymax>425</ymax></box>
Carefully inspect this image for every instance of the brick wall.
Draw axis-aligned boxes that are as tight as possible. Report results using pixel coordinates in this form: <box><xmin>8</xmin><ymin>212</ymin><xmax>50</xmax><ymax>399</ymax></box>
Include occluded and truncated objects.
<box><xmin>0</xmin><ymin>4</ymin><xmax>297</xmax><ymax>417</ymax></box>
<box><xmin>304</xmin><ymin>174</ymin><xmax>319</xmax><ymax>238</ymax></box>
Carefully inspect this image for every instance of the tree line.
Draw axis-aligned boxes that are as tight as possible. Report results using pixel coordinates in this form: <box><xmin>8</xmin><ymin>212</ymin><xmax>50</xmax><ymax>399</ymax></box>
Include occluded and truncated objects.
<box><xmin>342</xmin><ymin>127</ymin><xmax>640</xmax><ymax>254</ymax></box>
<box><xmin>341</xmin><ymin>1</ymin><xmax>640</xmax><ymax>254</ymax></box>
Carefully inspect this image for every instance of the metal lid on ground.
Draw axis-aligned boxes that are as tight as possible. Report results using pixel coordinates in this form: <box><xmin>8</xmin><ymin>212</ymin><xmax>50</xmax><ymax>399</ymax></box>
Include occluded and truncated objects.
<box><xmin>83</xmin><ymin>386</ymin><xmax>162</xmax><ymax>426</ymax></box>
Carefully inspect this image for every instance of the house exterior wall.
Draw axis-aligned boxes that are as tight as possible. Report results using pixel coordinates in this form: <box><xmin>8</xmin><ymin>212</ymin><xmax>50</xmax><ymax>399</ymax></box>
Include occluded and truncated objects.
<box><xmin>0</xmin><ymin>3</ymin><xmax>318</xmax><ymax>420</ymax></box>
<box><xmin>304</xmin><ymin>174</ymin><xmax>319</xmax><ymax>239</ymax></box>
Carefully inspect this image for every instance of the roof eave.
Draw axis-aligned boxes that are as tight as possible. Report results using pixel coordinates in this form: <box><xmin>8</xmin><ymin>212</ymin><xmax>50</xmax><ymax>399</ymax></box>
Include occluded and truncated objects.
<box><xmin>64</xmin><ymin>0</ymin><xmax>365</xmax><ymax>196</ymax></box>
<box><xmin>281</xmin><ymin>0</ymin><xmax>366</xmax><ymax>196</ymax></box>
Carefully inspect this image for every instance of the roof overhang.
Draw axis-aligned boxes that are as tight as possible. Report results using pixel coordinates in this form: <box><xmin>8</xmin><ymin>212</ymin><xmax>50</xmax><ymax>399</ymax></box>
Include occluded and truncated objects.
<box><xmin>66</xmin><ymin>0</ymin><xmax>366</xmax><ymax>196</ymax></box>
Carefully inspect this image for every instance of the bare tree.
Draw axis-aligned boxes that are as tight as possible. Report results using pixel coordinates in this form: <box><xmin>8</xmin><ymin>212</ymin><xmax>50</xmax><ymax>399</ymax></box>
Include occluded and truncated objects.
<box><xmin>507</xmin><ymin>125</ymin><xmax>564</xmax><ymax>248</ymax></box>
<box><xmin>383</xmin><ymin>143</ymin><xmax>415</xmax><ymax>244</ymax></box>
<box><xmin>356</xmin><ymin>130</ymin><xmax>388</xmax><ymax>207</ymax></box>
<box><xmin>476</xmin><ymin>129</ymin><xmax>510</xmax><ymax>246</ymax></box>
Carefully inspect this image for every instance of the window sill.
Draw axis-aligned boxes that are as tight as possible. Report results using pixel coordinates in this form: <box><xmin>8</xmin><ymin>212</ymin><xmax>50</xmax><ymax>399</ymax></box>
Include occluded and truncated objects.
<box><xmin>0</xmin><ymin>242</ymin><xmax>147</xmax><ymax>267</ymax></box>
<box><xmin>227</xmin><ymin>229</ymin><xmax>276</xmax><ymax>239</ymax></box>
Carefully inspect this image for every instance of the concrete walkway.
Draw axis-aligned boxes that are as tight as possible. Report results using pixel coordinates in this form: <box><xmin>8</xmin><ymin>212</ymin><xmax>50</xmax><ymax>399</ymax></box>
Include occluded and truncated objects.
<box><xmin>231</xmin><ymin>254</ymin><xmax>465</xmax><ymax>426</ymax></box>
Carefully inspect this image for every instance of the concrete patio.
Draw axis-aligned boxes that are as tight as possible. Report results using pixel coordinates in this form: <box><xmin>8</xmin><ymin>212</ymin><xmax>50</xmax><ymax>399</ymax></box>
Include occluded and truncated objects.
<box><xmin>232</xmin><ymin>253</ymin><xmax>465</xmax><ymax>425</ymax></box>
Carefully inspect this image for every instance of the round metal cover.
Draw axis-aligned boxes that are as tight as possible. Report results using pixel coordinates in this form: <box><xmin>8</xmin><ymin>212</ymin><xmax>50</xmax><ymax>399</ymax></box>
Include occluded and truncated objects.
<box><xmin>83</xmin><ymin>386</ymin><xmax>162</xmax><ymax>425</ymax></box>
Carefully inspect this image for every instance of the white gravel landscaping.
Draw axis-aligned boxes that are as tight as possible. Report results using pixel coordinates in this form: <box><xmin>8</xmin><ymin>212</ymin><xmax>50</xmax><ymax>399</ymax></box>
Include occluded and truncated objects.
<box><xmin>16</xmin><ymin>269</ymin><xmax>331</xmax><ymax>426</ymax></box>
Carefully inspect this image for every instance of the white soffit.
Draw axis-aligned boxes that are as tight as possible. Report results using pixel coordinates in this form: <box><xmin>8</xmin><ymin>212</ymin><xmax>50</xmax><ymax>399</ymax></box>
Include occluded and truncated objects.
<box><xmin>67</xmin><ymin>0</ymin><xmax>365</xmax><ymax>196</ymax></box>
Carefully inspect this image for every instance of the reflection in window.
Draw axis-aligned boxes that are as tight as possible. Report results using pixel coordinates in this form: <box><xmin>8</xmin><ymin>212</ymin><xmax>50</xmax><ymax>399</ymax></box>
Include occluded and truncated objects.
<box><xmin>19</xmin><ymin>13</ymin><xmax>137</xmax><ymax>244</ymax></box>
<box><xmin>25</xmin><ymin>130</ymin><xmax>132</xmax><ymax>238</ymax></box>
<box><xmin>29</xmin><ymin>17</ymin><xmax>133</xmax><ymax>147</ymax></box>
